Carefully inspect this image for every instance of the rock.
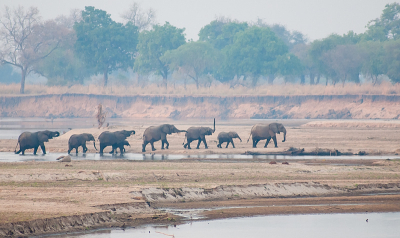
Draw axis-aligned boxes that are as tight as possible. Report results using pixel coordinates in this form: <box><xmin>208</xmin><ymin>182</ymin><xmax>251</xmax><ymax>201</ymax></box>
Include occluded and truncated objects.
<box><xmin>282</xmin><ymin>162</ymin><xmax>289</xmax><ymax>165</ymax></box>
<box><xmin>269</xmin><ymin>161</ymin><xmax>277</xmax><ymax>164</ymax></box>
<box><xmin>56</xmin><ymin>155</ymin><xmax>71</xmax><ymax>162</ymax></box>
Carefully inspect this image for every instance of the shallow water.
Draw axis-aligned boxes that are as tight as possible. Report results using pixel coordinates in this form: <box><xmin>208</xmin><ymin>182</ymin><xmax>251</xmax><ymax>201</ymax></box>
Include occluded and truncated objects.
<box><xmin>1</xmin><ymin>152</ymin><xmax>398</xmax><ymax>163</ymax></box>
<box><xmin>50</xmin><ymin>212</ymin><xmax>400</xmax><ymax>238</ymax></box>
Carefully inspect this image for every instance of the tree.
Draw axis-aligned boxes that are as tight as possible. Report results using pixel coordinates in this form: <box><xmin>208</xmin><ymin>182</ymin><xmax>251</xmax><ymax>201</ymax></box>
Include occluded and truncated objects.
<box><xmin>366</xmin><ymin>3</ymin><xmax>400</xmax><ymax>41</ymax></box>
<box><xmin>162</xmin><ymin>41</ymin><xmax>219</xmax><ymax>88</ymax></box>
<box><xmin>134</xmin><ymin>22</ymin><xmax>185</xmax><ymax>88</ymax></box>
<box><xmin>199</xmin><ymin>19</ymin><xmax>248</xmax><ymax>50</ymax></box>
<box><xmin>0</xmin><ymin>6</ymin><xmax>69</xmax><ymax>93</ymax></box>
<box><xmin>275</xmin><ymin>53</ymin><xmax>303</xmax><ymax>84</ymax></box>
<box><xmin>222</xmin><ymin>26</ymin><xmax>288</xmax><ymax>86</ymax></box>
<box><xmin>359</xmin><ymin>41</ymin><xmax>386</xmax><ymax>84</ymax></box>
<box><xmin>74</xmin><ymin>6</ymin><xmax>139</xmax><ymax>86</ymax></box>
<box><xmin>121</xmin><ymin>2</ymin><xmax>156</xmax><ymax>31</ymax></box>
<box><xmin>383</xmin><ymin>39</ymin><xmax>400</xmax><ymax>83</ymax></box>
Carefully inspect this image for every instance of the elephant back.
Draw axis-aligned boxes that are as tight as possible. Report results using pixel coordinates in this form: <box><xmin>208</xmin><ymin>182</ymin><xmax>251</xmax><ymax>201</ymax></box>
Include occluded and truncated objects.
<box><xmin>251</xmin><ymin>124</ymin><xmax>271</xmax><ymax>139</ymax></box>
<box><xmin>18</xmin><ymin>132</ymin><xmax>35</xmax><ymax>146</ymax></box>
<box><xmin>217</xmin><ymin>132</ymin><xmax>229</xmax><ymax>139</ymax></box>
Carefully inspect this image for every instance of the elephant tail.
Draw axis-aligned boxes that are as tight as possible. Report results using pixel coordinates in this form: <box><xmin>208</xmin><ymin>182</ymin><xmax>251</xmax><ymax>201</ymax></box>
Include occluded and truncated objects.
<box><xmin>93</xmin><ymin>141</ymin><xmax>98</xmax><ymax>151</ymax></box>
<box><xmin>246</xmin><ymin>133</ymin><xmax>252</xmax><ymax>143</ymax></box>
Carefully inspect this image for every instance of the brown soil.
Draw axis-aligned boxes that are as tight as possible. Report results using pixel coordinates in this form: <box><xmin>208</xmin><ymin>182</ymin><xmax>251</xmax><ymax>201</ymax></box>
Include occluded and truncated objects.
<box><xmin>1</xmin><ymin>119</ymin><xmax>400</xmax><ymax>236</ymax></box>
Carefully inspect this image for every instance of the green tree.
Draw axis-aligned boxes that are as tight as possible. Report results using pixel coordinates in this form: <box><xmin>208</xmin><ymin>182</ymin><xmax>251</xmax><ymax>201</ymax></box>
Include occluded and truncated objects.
<box><xmin>222</xmin><ymin>26</ymin><xmax>288</xmax><ymax>86</ymax></box>
<box><xmin>134</xmin><ymin>22</ymin><xmax>186</xmax><ymax>88</ymax></box>
<box><xmin>199</xmin><ymin>19</ymin><xmax>248</xmax><ymax>50</ymax></box>
<box><xmin>383</xmin><ymin>39</ymin><xmax>400</xmax><ymax>83</ymax></box>
<box><xmin>74</xmin><ymin>6</ymin><xmax>138</xmax><ymax>86</ymax></box>
<box><xmin>359</xmin><ymin>41</ymin><xmax>386</xmax><ymax>84</ymax></box>
<box><xmin>275</xmin><ymin>53</ymin><xmax>303</xmax><ymax>84</ymax></box>
<box><xmin>162</xmin><ymin>41</ymin><xmax>219</xmax><ymax>88</ymax></box>
<box><xmin>365</xmin><ymin>3</ymin><xmax>400</xmax><ymax>41</ymax></box>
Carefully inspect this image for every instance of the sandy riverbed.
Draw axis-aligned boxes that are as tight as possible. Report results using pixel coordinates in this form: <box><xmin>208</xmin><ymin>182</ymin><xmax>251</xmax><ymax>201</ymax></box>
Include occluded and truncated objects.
<box><xmin>1</xmin><ymin>119</ymin><xmax>400</xmax><ymax>237</ymax></box>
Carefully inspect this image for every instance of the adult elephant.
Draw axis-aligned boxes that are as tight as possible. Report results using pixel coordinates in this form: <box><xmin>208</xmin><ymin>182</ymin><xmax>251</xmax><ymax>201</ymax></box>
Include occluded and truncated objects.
<box><xmin>183</xmin><ymin>119</ymin><xmax>215</xmax><ymax>149</ymax></box>
<box><xmin>217</xmin><ymin>131</ymin><xmax>242</xmax><ymax>148</ymax></box>
<box><xmin>142</xmin><ymin>124</ymin><xmax>186</xmax><ymax>152</ymax></box>
<box><xmin>15</xmin><ymin>130</ymin><xmax>60</xmax><ymax>155</ymax></box>
<box><xmin>68</xmin><ymin>133</ymin><xmax>97</xmax><ymax>154</ymax></box>
<box><xmin>98</xmin><ymin>130</ymin><xmax>135</xmax><ymax>155</ymax></box>
<box><xmin>247</xmin><ymin>123</ymin><xmax>286</xmax><ymax>148</ymax></box>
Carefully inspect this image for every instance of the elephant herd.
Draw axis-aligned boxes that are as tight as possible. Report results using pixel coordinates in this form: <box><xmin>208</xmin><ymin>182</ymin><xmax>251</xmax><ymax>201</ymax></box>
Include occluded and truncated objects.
<box><xmin>14</xmin><ymin>121</ymin><xmax>287</xmax><ymax>155</ymax></box>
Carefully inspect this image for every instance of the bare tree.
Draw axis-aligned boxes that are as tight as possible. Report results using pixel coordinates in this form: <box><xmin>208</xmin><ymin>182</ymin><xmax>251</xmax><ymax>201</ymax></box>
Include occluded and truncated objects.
<box><xmin>121</xmin><ymin>2</ymin><xmax>156</xmax><ymax>31</ymax></box>
<box><xmin>0</xmin><ymin>6</ymin><xmax>69</xmax><ymax>93</ymax></box>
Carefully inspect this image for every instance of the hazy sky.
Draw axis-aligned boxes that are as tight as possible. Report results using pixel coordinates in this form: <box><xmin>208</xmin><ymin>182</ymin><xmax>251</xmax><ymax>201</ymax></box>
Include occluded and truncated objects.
<box><xmin>1</xmin><ymin>0</ymin><xmax>397</xmax><ymax>41</ymax></box>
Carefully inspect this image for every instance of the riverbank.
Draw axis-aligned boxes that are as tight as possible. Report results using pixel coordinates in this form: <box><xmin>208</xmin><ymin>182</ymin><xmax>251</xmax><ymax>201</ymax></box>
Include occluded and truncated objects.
<box><xmin>0</xmin><ymin>158</ymin><xmax>400</xmax><ymax>237</ymax></box>
<box><xmin>2</xmin><ymin>93</ymin><xmax>400</xmax><ymax>119</ymax></box>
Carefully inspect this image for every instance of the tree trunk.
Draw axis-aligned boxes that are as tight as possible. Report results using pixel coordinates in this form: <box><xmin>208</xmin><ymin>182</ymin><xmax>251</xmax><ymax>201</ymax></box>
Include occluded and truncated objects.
<box><xmin>195</xmin><ymin>77</ymin><xmax>199</xmax><ymax>89</ymax></box>
<box><xmin>267</xmin><ymin>74</ymin><xmax>274</xmax><ymax>85</ymax></box>
<box><xmin>309</xmin><ymin>73</ymin><xmax>315</xmax><ymax>85</ymax></box>
<box><xmin>20</xmin><ymin>68</ymin><xmax>27</xmax><ymax>94</ymax></box>
<box><xmin>103</xmin><ymin>68</ymin><xmax>108</xmax><ymax>87</ymax></box>
<box><xmin>316</xmin><ymin>74</ymin><xmax>320</xmax><ymax>84</ymax></box>
<box><xmin>300</xmin><ymin>74</ymin><xmax>305</xmax><ymax>85</ymax></box>
<box><xmin>251</xmin><ymin>76</ymin><xmax>258</xmax><ymax>87</ymax></box>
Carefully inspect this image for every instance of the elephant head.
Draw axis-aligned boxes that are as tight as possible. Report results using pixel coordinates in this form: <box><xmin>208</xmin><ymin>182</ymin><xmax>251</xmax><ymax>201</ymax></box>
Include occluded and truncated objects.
<box><xmin>38</xmin><ymin>130</ymin><xmax>60</xmax><ymax>142</ymax></box>
<box><xmin>228</xmin><ymin>131</ymin><xmax>242</xmax><ymax>142</ymax></box>
<box><xmin>269</xmin><ymin>123</ymin><xmax>286</xmax><ymax>142</ymax></box>
<box><xmin>82</xmin><ymin>133</ymin><xmax>97</xmax><ymax>150</ymax></box>
<box><xmin>161</xmin><ymin>124</ymin><xmax>187</xmax><ymax>134</ymax></box>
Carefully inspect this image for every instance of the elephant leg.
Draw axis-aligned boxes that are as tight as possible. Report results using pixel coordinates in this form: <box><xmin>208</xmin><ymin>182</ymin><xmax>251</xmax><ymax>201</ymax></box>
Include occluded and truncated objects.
<box><xmin>15</xmin><ymin>148</ymin><xmax>22</xmax><ymax>154</ymax></box>
<box><xmin>225</xmin><ymin>141</ymin><xmax>230</xmax><ymax>148</ymax></box>
<box><xmin>161</xmin><ymin>140</ymin><xmax>165</xmax><ymax>149</ymax></box>
<box><xmin>100</xmin><ymin>144</ymin><xmax>106</xmax><ymax>155</ymax></box>
<box><xmin>68</xmin><ymin>146</ymin><xmax>72</xmax><ymax>154</ymax></box>
<box><xmin>253</xmin><ymin>139</ymin><xmax>259</xmax><ymax>148</ymax></box>
<box><xmin>217</xmin><ymin>140</ymin><xmax>221</xmax><ymax>148</ymax></box>
<box><xmin>196</xmin><ymin>139</ymin><xmax>201</xmax><ymax>149</ymax></box>
<box><xmin>21</xmin><ymin>149</ymin><xmax>25</xmax><ymax>155</ymax></box>
<box><xmin>165</xmin><ymin>140</ymin><xmax>169</xmax><ymax>149</ymax></box>
<box><xmin>40</xmin><ymin>144</ymin><xmax>46</xmax><ymax>154</ymax></box>
<box><xmin>142</xmin><ymin>141</ymin><xmax>148</xmax><ymax>152</ymax></box>
<box><xmin>264</xmin><ymin>138</ymin><xmax>271</xmax><ymax>148</ymax></box>
<box><xmin>76</xmin><ymin>147</ymin><xmax>79</xmax><ymax>154</ymax></box>
<box><xmin>185</xmin><ymin>139</ymin><xmax>192</xmax><ymax>149</ymax></box>
<box><xmin>203</xmin><ymin>139</ymin><xmax>208</xmax><ymax>149</ymax></box>
<box><xmin>119</xmin><ymin>146</ymin><xmax>124</xmax><ymax>154</ymax></box>
<box><xmin>231</xmin><ymin>140</ymin><xmax>235</xmax><ymax>148</ymax></box>
<box><xmin>272</xmin><ymin>136</ymin><xmax>278</xmax><ymax>147</ymax></box>
<box><xmin>83</xmin><ymin>145</ymin><xmax>88</xmax><ymax>153</ymax></box>
<box><xmin>33</xmin><ymin>146</ymin><xmax>39</xmax><ymax>155</ymax></box>
<box><xmin>151</xmin><ymin>142</ymin><xmax>156</xmax><ymax>151</ymax></box>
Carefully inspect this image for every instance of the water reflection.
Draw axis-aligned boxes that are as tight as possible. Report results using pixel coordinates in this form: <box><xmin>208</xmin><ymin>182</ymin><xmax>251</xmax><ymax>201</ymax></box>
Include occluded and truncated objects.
<box><xmin>0</xmin><ymin>152</ymin><xmax>398</xmax><ymax>163</ymax></box>
<box><xmin>50</xmin><ymin>212</ymin><xmax>400</xmax><ymax>238</ymax></box>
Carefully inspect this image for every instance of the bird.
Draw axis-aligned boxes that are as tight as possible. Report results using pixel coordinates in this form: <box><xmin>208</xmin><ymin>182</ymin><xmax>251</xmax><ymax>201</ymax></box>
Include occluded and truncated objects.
<box><xmin>366</xmin><ymin>219</ymin><xmax>368</xmax><ymax>222</ymax></box>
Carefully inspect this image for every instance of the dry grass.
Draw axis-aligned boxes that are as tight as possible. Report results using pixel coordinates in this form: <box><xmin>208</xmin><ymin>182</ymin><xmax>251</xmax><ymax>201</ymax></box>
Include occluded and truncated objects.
<box><xmin>1</xmin><ymin>81</ymin><xmax>400</xmax><ymax>96</ymax></box>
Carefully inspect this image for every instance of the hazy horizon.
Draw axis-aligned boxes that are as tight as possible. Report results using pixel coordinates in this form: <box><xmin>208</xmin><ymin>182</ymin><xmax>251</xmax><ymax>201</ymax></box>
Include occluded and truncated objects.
<box><xmin>1</xmin><ymin>0</ymin><xmax>395</xmax><ymax>41</ymax></box>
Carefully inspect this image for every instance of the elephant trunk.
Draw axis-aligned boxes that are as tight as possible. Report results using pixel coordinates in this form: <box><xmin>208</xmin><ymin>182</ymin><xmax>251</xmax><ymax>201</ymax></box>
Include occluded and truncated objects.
<box><xmin>93</xmin><ymin>141</ymin><xmax>98</xmax><ymax>150</ymax></box>
<box><xmin>178</xmin><ymin>130</ymin><xmax>187</xmax><ymax>133</ymax></box>
<box><xmin>237</xmin><ymin>136</ymin><xmax>242</xmax><ymax>142</ymax></box>
<box><xmin>213</xmin><ymin>118</ymin><xmax>215</xmax><ymax>133</ymax></box>
<box><xmin>282</xmin><ymin>129</ymin><xmax>286</xmax><ymax>142</ymax></box>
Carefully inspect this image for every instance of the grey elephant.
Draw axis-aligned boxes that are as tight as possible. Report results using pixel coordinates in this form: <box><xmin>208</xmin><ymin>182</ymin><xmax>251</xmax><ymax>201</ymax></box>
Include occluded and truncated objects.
<box><xmin>110</xmin><ymin>140</ymin><xmax>130</xmax><ymax>154</ymax></box>
<box><xmin>183</xmin><ymin>119</ymin><xmax>215</xmax><ymax>149</ymax></box>
<box><xmin>142</xmin><ymin>124</ymin><xmax>187</xmax><ymax>152</ymax></box>
<box><xmin>247</xmin><ymin>123</ymin><xmax>286</xmax><ymax>148</ymax></box>
<box><xmin>68</xmin><ymin>133</ymin><xmax>97</xmax><ymax>154</ymax></box>
<box><xmin>98</xmin><ymin>130</ymin><xmax>135</xmax><ymax>155</ymax></box>
<box><xmin>15</xmin><ymin>130</ymin><xmax>60</xmax><ymax>155</ymax></box>
<box><xmin>217</xmin><ymin>131</ymin><xmax>242</xmax><ymax>148</ymax></box>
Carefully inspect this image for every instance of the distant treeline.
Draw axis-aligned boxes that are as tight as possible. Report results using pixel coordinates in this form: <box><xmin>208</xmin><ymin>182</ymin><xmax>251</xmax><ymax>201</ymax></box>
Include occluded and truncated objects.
<box><xmin>0</xmin><ymin>3</ymin><xmax>400</xmax><ymax>93</ymax></box>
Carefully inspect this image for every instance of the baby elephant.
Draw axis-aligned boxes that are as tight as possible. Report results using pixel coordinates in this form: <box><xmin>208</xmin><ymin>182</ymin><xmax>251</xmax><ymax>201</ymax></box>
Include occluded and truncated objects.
<box><xmin>217</xmin><ymin>131</ymin><xmax>242</xmax><ymax>148</ymax></box>
<box><xmin>110</xmin><ymin>140</ymin><xmax>130</xmax><ymax>154</ymax></box>
<box><xmin>68</xmin><ymin>133</ymin><xmax>97</xmax><ymax>154</ymax></box>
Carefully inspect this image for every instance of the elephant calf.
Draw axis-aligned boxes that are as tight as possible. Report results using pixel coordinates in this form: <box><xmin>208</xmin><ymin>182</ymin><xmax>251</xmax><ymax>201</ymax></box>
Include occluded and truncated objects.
<box><xmin>183</xmin><ymin>119</ymin><xmax>215</xmax><ymax>149</ymax></box>
<box><xmin>247</xmin><ymin>123</ymin><xmax>286</xmax><ymax>148</ymax></box>
<box><xmin>110</xmin><ymin>140</ymin><xmax>130</xmax><ymax>154</ymax></box>
<box><xmin>15</xmin><ymin>130</ymin><xmax>60</xmax><ymax>155</ymax></box>
<box><xmin>98</xmin><ymin>130</ymin><xmax>135</xmax><ymax>155</ymax></box>
<box><xmin>217</xmin><ymin>131</ymin><xmax>242</xmax><ymax>148</ymax></box>
<box><xmin>142</xmin><ymin>124</ymin><xmax>186</xmax><ymax>152</ymax></box>
<box><xmin>68</xmin><ymin>133</ymin><xmax>97</xmax><ymax>154</ymax></box>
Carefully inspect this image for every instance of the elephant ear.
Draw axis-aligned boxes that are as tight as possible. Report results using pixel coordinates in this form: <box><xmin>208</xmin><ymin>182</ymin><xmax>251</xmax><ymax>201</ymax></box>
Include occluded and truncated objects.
<box><xmin>37</xmin><ymin>131</ymin><xmax>50</xmax><ymax>142</ymax></box>
<box><xmin>161</xmin><ymin>125</ymin><xmax>171</xmax><ymax>134</ymax></box>
<box><xmin>115</xmin><ymin>132</ymin><xmax>127</xmax><ymax>142</ymax></box>
<box><xmin>269</xmin><ymin>124</ymin><xmax>279</xmax><ymax>134</ymax></box>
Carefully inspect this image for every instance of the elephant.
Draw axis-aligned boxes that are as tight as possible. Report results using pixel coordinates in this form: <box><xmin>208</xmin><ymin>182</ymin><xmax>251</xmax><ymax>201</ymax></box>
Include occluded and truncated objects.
<box><xmin>183</xmin><ymin>119</ymin><xmax>215</xmax><ymax>149</ymax></box>
<box><xmin>142</xmin><ymin>124</ymin><xmax>187</xmax><ymax>152</ymax></box>
<box><xmin>110</xmin><ymin>140</ymin><xmax>130</xmax><ymax>154</ymax></box>
<box><xmin>98</xmin><ymin>130</ymin><xmax>135</xmax><ymax>155</ymax></box>
<box><xmin>217</xmin><ymin>131</ymin><xmax>242</xmax><ymax>148</ymax></box>
<box><xmin>68</xmin><ymin>133</ymin><xmax>97</xmax><ymax>154</ymax></box>
<box><xmin>247</xmin><ymin>123</ymin><xmax>286</xmax><ymax>148</ymax></box>
<box><xmin>14</xmin><ymin>130</ymin><xmax>60</xmax><ymax>155</ymax></box>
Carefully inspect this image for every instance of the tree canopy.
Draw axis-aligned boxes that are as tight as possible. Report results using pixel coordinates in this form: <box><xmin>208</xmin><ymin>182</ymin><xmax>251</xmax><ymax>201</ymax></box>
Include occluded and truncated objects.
<box><xmin>74</xmin><ymin>6</ymin><xmax>139</xmax><ymax>86</ymax></box>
